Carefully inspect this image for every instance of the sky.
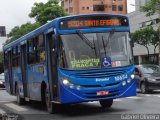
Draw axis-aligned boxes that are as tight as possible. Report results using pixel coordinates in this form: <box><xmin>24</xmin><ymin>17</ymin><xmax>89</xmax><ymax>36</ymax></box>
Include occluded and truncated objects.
<box><xmin>0</xmin><ymin>0</ymin><xmax>135</xmax><ymax>50</ymax></box>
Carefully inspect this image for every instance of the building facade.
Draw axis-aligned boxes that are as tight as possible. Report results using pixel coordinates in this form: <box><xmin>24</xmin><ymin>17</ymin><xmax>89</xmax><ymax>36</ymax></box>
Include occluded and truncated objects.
<box><xmin>0</xmin><ymin>26</ymin><xmax>6</xmax><ymax>51</ymax></box>
<box><xmin>127</xmin><ymin>0</ymin><xmax>160</xmax><ymax>65</ymax></box>
<box><xmin>61</xmin><ymin>0</ymin><xmax>127</xmax><ymax>15</ymax></box>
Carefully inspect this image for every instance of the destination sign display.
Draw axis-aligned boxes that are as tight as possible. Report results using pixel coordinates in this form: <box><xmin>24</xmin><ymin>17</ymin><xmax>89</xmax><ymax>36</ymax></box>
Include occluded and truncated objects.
<box><xmin>59</xmin><ymin>16</ymin><xmax>129</xmax><ymax>30</ymax></box>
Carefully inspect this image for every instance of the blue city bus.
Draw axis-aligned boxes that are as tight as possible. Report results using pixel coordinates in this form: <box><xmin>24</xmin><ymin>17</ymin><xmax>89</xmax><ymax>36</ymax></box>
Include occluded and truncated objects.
<box><xmin>3</xmin><ymin>14</ymin><xmax>136</xmax><ymax>113</ymax></box>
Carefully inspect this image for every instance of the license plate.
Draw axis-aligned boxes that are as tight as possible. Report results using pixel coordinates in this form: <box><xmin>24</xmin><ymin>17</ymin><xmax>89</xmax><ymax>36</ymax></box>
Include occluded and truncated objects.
<box><xmin>96</xmin><ymin>90</ymin><xmax>109</xmax><ymax>96</ymax></box>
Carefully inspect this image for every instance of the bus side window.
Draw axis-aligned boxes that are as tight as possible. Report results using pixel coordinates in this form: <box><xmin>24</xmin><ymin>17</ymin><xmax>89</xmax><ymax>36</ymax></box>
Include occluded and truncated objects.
<box><xmin>27</xmin><ymin>39</ymin><xmax>36</xmax><ymax>65</ymax></box>
<box><xmin>27</xmin><ymin>34</ymin><xmax>45</xmax><ymax>65</ymax></box>
<box><xmin>69</xmin><ymin>50</ymin><xmax>75</xmax><ymax>61</ymax></box>
<box><xmin>59</xmin><ymin>40</ymin><xmax>65</xmax><ymax>68</ymax></box>
<box><xmin>38</xmin><ymin>34</ymin><xmax>45</xmax><ymax>63</ymax></box>
<box><xmin>12</xmin><ymin>47</ymin><xmax>18</xmax><ymax>67</ymax></box>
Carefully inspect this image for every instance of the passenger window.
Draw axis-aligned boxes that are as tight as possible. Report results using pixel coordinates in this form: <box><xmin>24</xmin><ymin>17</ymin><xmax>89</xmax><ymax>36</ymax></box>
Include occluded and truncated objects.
<box><xmin>28</xmin><ymin>39</ymin><xmax>36</xmax><ymax>64</ymax></box>
<box><xmin>37</xmin><ymin>34</ymin><xmax>45</xmax><ymax>63</ymax></box>
<box><xmin>27</xmin><ymin>34</ymin><xmax>45</xmax><ymax>65</ymax></box>
<box><xmin>12</xmin><ymin>47</ymin><xmax>20</xmax><ymax>67</ymax></box>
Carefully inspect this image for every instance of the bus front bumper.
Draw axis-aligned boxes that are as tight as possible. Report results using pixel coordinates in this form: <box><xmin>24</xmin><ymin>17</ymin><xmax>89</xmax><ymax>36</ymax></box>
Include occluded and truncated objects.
<box><xmin>59</xmin><ymin>80</ymin><xmax>136</xmax><ymax>104</ymax></box>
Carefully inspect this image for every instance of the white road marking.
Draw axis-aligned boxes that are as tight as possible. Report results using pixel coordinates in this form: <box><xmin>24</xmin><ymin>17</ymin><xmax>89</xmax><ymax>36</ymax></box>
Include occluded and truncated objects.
<box><xmin>152</xmin><ymin>95</ymin><xmax>160</xmax><ymax>97</ymax></box>
<box><xmin>5</xmin><ymin>103</ymin><xmax>28</xmax><ymax>112</ymax></box>
<box><xmin>88</xmin><ymin>101</ymin><xmax>98</xmax><ymax>104</ymax></box>
<box><xmin>144</xmin><ymin>94</ymin><xmax>152</xmax><ymax>97</ymax></box>
<box><xmin>139</xmin><ymin>94</ymin><xmax>160</xmax><ymax>97</ymax></box>
<box><xmin>126</xmin><ymin>96</ymin><xmax>143</xmax><ymax>99</ymax></box>
<box><xmin>0</xmin><ymin>101</ymin><xmax>8</xmax><ymax>103</ymax></box>
<box><xmin>88</xmin><ymin>99</ymin><xmax>122</xmax><ymax>103</ymax></box>
<box><xmin>114</xmin><ymin>99</ymin><xmax>122</xmax><ymax>102</ymax></box>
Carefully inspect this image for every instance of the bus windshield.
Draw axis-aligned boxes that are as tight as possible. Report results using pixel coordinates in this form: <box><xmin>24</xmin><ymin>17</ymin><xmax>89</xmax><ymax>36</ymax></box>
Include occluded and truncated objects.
<box><xmin>59</xmin><ymin>32</ymin><xmax>133</xmax><ymax>70</ymax></box>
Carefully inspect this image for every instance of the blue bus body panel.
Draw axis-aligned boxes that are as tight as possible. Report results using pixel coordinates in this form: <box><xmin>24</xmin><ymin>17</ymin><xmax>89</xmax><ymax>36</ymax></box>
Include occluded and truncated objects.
<box><xmin>3</xmin><ymin>14</ymin><xmax>135</xmax><ymax>104</ymax></box>
<box><xmin>27</xmin><ymin>64</ymin><xmax>48</xmax><ymax>101</ymax></box>
<box><xmin>58</xmin><ymin>65</ymin><xmax>136</xmax><ymax>104</ymax></box>
<box><xmin>3</xmin><ymin>13</ymin><xmax>129</xmax><ymax>51</ymax></box>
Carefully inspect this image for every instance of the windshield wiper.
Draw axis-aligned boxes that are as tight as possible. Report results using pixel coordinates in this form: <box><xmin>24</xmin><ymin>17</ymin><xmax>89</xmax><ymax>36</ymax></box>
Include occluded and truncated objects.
<box><xmin>102</xmin><ymin>36</ymin><xmax>107</xmax><ymax>57</ymax></box>
<box><xmin>102</xmin><ymin>27</ymin><xmax>115</xmax><ymax>57</ymax></box>
<box><xmin>106</xmin><ymin>27</ymin><xmax>115</xmax><ymax>47</ymax></box>
<box><xmin>76</xmin><ymin>30</ymin><xmax>95</xmax><ymax>49</ymax></box>
<box><xmin>93</xmin><ymin>36</ymin><xmax>97</xmax><ymax>58</ymax></box>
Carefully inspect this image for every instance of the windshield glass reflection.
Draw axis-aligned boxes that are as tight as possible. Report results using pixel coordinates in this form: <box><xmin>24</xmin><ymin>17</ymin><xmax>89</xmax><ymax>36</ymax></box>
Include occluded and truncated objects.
<box><xmin>59</xmin><ymin>32</ymin><xmax>133</xmax><ymax>70</ymax></box>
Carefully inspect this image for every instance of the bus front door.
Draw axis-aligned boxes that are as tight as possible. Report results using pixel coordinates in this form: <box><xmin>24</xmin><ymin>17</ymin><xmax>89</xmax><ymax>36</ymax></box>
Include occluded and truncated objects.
<box><xmin>20</xmin><ymin>44</ymin><xmax>28</xmax><ymax>100</ymax></box>
<box><xmin>46</xmin><ymin>32</ymin><xmax>59</xmax><ymax>101</ymax></box>
<box><xmin>8</xmin><ymin>51</ymin><xmax>13</xmax><ymax>94</ymax></box>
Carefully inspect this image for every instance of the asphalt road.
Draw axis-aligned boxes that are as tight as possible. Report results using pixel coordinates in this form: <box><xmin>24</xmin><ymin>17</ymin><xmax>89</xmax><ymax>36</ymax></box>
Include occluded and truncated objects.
<box><xmin>0</xmin><ymin>88</ymin><xmax>160</xmax><ymax>120</ymax></box>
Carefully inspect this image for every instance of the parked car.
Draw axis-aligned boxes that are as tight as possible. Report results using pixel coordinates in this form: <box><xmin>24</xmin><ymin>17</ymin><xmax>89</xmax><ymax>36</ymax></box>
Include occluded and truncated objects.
<box><xmin>135</xmin><ymin>64</ymin><xmax>160</xmax><ymax>94</ymax></box>
<box><xmin>0</xmin><ymin>73</ymin><xmax>5</xmax><ymax>88</ymax></box>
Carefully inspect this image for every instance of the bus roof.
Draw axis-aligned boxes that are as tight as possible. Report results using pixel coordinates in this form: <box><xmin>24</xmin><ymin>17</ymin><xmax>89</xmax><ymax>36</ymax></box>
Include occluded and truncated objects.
<box><xmin>3</xmin><ymin>14</ymin><xmax>128</xmax><ymax>51</ymax></box>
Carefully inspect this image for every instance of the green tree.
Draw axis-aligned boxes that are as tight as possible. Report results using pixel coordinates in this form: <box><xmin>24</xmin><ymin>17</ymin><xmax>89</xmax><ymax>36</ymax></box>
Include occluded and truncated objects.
<box><xmin>132</xmin><ymin>27</ymin><xmax>159</xmax><ymax>62</ymax></box>
<box><xmin>141</xmin><ymin>0</ymin><xmax>160</xmax><ymax>64</ymax></box>
<box><xmin>29</xmin><ymin>0</ymin><xmax>67</xmax><ymax>25</ymax></box>
<box><xmin>4</xmin><ymin>0</ymin><xmax>67</xmax><ymax>45</ymax></box>
<box><xmin>141</xmin><ymin>0</ymin><xmax>160</xmax><ymax>16</ymax></box>
<box><xmin>4</xmin><ymin>22</ymin><xmax>40</xmax><ymax>45</ymax></box>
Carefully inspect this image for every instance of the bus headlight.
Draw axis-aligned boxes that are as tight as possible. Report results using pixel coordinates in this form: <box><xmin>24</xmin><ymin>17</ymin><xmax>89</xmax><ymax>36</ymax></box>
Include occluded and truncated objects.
<box><xmin>127</xmin><ymin>79</ymin><xmax>131</xmax><ymax>83</ymax></box>
<box><xmin>122</xmin><ymin>81</ymin><xmax>126</xmax><ymax>86</ymax></box>
<box><xmin>131</xmin><ymin>74</ymin><xmax>135</xmax><ymax>79</ymax></box>
<box><xmin>77</xmin><ymin>85</ymin><xmax>81</xmax><ymax>90</ymax></box>
<box><xmin>61</xmin><ymin>78</ymin><xmax>69</xmax><ymax>85</ymax></box>
<box><xmin>70</xmin><ymin>84</ymin><xmax>74</xmax><ymax>89</ymax></box>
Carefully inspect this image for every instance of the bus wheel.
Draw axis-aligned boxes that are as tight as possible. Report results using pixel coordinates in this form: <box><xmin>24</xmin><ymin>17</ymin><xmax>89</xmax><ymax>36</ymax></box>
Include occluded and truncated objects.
<box><xmin>45</xmin><ymin>89</ymin><xmax>57</xmax><ymax>114</ymax></box>
<box><xmin>99</xmin><ymin>99</ymin><xmax>113</xmax><ymax>108</ymax></box>
<box><xmin>16</xmin><ymin>85</ymin><xmax>24</xmax><ymax>105</ymax></box>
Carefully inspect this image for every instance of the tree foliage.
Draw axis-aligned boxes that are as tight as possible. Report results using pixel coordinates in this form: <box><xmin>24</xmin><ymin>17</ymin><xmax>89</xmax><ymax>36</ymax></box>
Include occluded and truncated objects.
<box><xmin>29</xmin><ymin>0</ymin><xmax>67</xmax><ymax>25</ymax></box>
<box><xmin>132</xmin><ymin>27</ymin><xmax>159</xmax><ymax>57</ymax></box>
<box><xmin>4</xmin><ymin>22</ymin><xmax>40</xmax><ymax>45</ymax></box>
<box><xmin>141</xmin><ymin>0</ymin><xmax>160</xmax><ymax>64</ymax></box>
<box><xmin>4</xmin><ymin>0</ymin><xmax>67</xmax><ymax>45</ymax></box>
<box><xmin>141</xmin><ymin>0</ymin><xmax>160</xmax><ymax>16</ymax></box>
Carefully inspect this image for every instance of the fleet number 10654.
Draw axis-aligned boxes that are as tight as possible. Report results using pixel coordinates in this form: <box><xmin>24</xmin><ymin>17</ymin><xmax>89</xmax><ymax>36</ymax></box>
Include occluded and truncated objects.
<box><xmin>115</xmin><ymin>74</ymin><xmax>128</xmax><ymax>81</ymax></box>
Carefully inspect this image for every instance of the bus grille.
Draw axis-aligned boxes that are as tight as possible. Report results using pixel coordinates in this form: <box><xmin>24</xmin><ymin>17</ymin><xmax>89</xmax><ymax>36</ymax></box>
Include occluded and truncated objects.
<box><xmin>81</xmin><ymin>82</ymin><xmax>120</xmax><ymax>88</ymax></box>
<box><xmin>72</xmin><ymin>70</ymin><xmax>126</xmax><ymax>78</ymax></box>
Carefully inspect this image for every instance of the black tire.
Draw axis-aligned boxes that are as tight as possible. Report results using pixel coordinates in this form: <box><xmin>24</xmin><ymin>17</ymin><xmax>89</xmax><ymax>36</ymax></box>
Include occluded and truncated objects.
<box><xmin>99</xmin><ymin>99</ymin><xmax>113</xmax><ymax>108</ymax></box>
<box><xmin>16</xmin><ymin>85</ymin><xmax>25</xmax><ymax>105</ymax></box>
<box><xmin>141</xmin><ymin>82</ymin><xmax>148</xmax><ymax>94</ymax></box>
<box><xmin>45</xmin><ymin>88</ymin><xmax>57</xmax><ymax>114</ymax></box>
